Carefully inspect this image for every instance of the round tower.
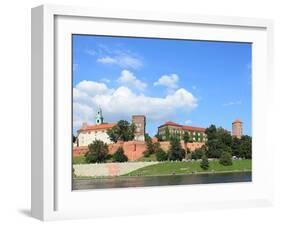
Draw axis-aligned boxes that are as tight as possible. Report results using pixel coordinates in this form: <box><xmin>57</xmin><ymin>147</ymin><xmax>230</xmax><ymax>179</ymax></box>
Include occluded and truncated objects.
<box><xmin>232</xmin><ymin>119</ymin><xmax>243</xmax><ymax>138</ymax></box>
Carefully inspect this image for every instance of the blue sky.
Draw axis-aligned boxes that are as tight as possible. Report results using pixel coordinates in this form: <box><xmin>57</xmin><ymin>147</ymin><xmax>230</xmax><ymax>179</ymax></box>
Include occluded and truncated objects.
<box><xmin>72</xmin><ymin>35</ymin><xmax>252</xmax><ymax>136</ymax></box>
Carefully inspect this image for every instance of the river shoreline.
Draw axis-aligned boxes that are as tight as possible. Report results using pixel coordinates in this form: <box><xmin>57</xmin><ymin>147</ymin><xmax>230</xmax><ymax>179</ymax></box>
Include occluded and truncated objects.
<box><xmin>73</xmin><ymin>171</ymin><xmax>252</xmax><ymax>190</ymax></box>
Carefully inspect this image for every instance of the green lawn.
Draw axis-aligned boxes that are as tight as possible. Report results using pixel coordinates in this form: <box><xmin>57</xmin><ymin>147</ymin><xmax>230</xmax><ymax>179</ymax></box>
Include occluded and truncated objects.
<box><xmin>73</xmin><ymin>156</ymin><xmax>87</xmax><ymax>164</ymax></box>
<box><xmin>123</xmin><ymin>160</ymin><xmax>251</xmax><ymax>176</ymax></box>
<box><xmin>137</xmin><ymin>153</ymin><xmax>157</xmax><ymax>162</ymax></box>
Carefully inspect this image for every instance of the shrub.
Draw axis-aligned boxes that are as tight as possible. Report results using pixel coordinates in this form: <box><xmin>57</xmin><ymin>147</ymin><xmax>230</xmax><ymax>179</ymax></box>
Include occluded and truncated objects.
<box><xmin>191</xmin><ymin>148</ymin><xmax>204</xmax><ymax>160</ymax></box>
<box><xmin>85</xmin><ymin>140</ymin><xmax>109</xmax><ymax>163</ymax></box>
<box><xmin>219</xmin><ymin>151</ymin><xmax>233</xmax><ymax>166</ymax></box>
<box><xmin>200</xmin><ymin>155</ymin><xmax>209</xmax><ymax>170</ymax></box>
<box><xmin>112</xmin><ymin>147</ymin><xmax>128</xmax><ymax>162</ymax></box>
<box><xmin>168</xmin><ymin>137</ymin><xmax>185</xmax><ymax>161</ymax></box>
<box><xmin>156</xmin><ymin>149</ymin><xmax>168</xmax><ymax>161</ymax></box>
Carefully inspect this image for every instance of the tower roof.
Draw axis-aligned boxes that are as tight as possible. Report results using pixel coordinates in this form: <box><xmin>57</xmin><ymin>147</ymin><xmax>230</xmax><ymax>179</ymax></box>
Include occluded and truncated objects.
<box><xmin>232</xmin><ymin>119</ymin><xmax>242</xmax><ymax>124</ymax></box>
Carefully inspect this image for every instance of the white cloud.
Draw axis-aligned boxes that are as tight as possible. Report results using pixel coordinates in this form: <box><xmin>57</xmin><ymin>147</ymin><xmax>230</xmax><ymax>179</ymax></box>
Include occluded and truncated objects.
<box><xmin>97</xmin><ymin>54</ymin><xmax>142</xmax><ymax>69</ymax></box>
<box><xmin>117</xmin><ymin>70</ymin><xmax>147</xmax><ymax>91</ymax></box>
<box><xmin>97</xmin><ymin>56</ymin><xmax>117</xmax><ymax>64</ymax></box>
<box><xmin>100</xmin><ymin>78</ymin><xmax>111</xmax><ymax>83</ymax></box>
<box><xmin>73</xmin><ymin>80</ymin><xmax>197</xmax><ymax>131</ymax></box>
<box><xmin>154</xmin><ymin>74</ymin><xmax>179</xmax><ymax>89</ymax></box>
<box><xmin>223</xmin><ymin>101</ymin><xmax>242</xmax><ymax>106</ymax></box>
<box><xmin>184</xmin><ymin>120</ymin><xmax>192</xmax><ymax>124</ymax></box>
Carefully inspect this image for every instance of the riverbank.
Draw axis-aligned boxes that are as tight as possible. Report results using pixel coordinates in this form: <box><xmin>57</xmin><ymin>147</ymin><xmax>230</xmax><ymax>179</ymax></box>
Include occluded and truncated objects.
<box><xmin>124</xmin><ymin>160</ymin><xmax>251</xmax><ymax>177</ymax></box>
<box><xmin>73</xmin><ymin>159</ymin><xmax>251</xmax><ymax>178</ymax></box>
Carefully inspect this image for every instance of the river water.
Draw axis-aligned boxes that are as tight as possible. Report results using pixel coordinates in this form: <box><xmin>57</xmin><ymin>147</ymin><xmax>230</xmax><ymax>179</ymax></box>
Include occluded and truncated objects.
<box><xmin>72</xmin><ymin>172</ymin><xmax>252</xmax><ymax>190</ymax></box>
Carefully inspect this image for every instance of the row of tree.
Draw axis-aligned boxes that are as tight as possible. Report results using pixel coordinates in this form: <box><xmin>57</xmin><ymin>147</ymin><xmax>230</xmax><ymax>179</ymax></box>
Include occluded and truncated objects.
<box><xmin>205</xmin><ymin>125</ymin><xmax>252</xmax><ymax>159</ymax></box>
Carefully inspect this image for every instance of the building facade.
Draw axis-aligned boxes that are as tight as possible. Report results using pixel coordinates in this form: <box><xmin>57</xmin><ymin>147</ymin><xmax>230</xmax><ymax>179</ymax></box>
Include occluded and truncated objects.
<box><xmin>75</xmin><ymin>108</ymin><xmax>146</xmax><ymax>146</ymax></box>
<box><xmin>232</xmin><ymin>119</ymin><xmax>243</xmax><ymax>138</ymax></box>
<box><xmin>158</xmin><ymin>121</ymin><xmax>207</xmax><ymax>142</ymax></box>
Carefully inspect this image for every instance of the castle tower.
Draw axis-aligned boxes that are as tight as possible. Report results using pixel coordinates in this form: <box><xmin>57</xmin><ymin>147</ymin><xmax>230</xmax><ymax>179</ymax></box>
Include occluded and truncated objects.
<box><xmin>132</xmin><ymin>115</ymin><xmax>146</xmax><ymax>141</ymax></box>
<box><xmin>95</xmin><ymin>107</ymin><xmax>104</xmax><ymax>125</ymax></box>
<box><xmin>232</xmin><ymin>119</ymin><xmax>243</xmax><ymax>138</ymax></box>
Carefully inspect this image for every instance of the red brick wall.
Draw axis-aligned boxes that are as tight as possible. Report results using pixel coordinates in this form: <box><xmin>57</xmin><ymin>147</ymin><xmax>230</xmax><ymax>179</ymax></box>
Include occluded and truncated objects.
<box><xmin>73</xmin><ymin>141</ymin><xmax>205</xmax><ymax>161</ymax></box>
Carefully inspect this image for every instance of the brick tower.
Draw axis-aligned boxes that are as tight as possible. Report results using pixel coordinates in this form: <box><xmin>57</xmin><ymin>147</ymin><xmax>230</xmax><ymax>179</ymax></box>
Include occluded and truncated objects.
<box><xmin>132</xmin><ymin>115</ymin><xmax>146</xmax><ymax>141</ymax></box>
<box><xmin>232</xmin><ymin>119</ymin><xmax>243</xmax><ymax>138</ymax></box>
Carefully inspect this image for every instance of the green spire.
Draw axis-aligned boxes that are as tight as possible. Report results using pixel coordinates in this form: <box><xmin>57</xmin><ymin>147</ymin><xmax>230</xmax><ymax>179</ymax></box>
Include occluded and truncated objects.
<box><xmin>95</xmin><ymin>106</ymin><xmax>104</xmax><ymax>125</ymax></box>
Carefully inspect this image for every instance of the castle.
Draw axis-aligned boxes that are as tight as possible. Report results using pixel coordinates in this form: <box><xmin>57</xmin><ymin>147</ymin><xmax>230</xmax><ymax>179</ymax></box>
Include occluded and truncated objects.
<box><xmin>73</xmin><ymin>108</ymin><xmax>244</xmax><ymax>160</ymax></box>
<box><xmin>75</xmin><ymin>107</ymin><xmax>146</xmax><ymax>147</ymax></box>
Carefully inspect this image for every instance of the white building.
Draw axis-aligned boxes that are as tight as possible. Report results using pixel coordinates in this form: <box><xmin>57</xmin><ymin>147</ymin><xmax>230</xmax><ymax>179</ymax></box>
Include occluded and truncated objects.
<box><xmin>75</xmin><ymin>107</ymin><xmax>146</xmax><ymax>147</ymax></box>
<box><xmin>76</xmin><ymin>107</ymin><xmax>115</xmax><ymax>146</ymax></box>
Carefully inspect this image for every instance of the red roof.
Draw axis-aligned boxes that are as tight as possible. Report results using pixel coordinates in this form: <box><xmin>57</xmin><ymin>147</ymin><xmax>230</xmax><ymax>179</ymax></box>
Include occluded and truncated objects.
<box><xmin>232</xmin><ymin>119</ymin><xmax>242</xmax><ymax>123</ymax></box>
<box><xmin>158</xmin><ymin>121</ymin><xmax>205</xmax><ymax>132</ymax></box>
<box><xmin>158</xmin><ymin>121</ymin><xmax>183</xmax><ymax>128</ymax></box>
<box><xmin>182</xmin><ymin>126</ymin><xmax>205</xmax><ymax>132</ymax></box>
<box><xmin>78</xmin><ymin>123</ymin><xmax>115</xmax><ymax>132</ymax></box>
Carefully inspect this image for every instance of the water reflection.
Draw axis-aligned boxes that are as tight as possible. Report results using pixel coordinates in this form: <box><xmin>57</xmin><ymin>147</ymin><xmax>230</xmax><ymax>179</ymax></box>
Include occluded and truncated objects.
<box><xmin>73</xmin><ymin>172</ymin><xmax>252</xmax><ymax>190</ymax></box>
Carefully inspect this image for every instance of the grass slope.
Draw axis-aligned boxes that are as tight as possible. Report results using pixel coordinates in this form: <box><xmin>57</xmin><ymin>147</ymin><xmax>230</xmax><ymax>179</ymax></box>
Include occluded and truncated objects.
<box><xmin>123</xmin><ymin>160</ymin><xmax>251</xmax><ymax>176</ymax></box>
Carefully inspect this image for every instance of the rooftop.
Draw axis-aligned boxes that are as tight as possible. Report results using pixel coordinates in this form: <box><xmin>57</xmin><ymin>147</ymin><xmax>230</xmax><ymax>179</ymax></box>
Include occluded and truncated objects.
<box><xmin>158</xmin><ymin>121</ymin><xmax>205</xmax><ymax>132</ymax></box>
<box><xmin>78</xmin><ymin>123</ymin><xmax>116</xmax><ymax>132</ymax></box>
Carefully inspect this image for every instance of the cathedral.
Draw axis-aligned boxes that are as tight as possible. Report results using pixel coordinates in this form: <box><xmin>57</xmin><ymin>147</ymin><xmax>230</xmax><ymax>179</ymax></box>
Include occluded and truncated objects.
<box><xmin>75</xmin><ymin>107</ymin><xmax>146</xmax><ymax>147</ymax></box>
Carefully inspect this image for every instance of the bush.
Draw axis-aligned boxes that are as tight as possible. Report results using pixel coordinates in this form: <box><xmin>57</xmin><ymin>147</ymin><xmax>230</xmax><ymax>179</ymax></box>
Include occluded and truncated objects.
<box><xmin>85</xmin><ymin>140</ymin><xmax>109</xmax><ymax>163</ymax></box>
<box><xmin>219</xmin><ymin>151</ymin><xmax>233</xmax><ymax>166</ymax></box>
<box><xmin>112</xmin><ymin>147</ymin><xmax>128</xmax><ymax>162</ymax></box>
<box><xmin>168</xmin><ymin>137</ymin><xmax>185</xmax><ymax>161</ymax></box>
<box><xmin>156</xmin><ymin>149</ymin><xmax>168</xmax><ymax>161</ymax></box>
<box><xmin>191</xmin><ymin>148</ymin><xmax>204</xmax><ymax>160</ymax></box>
<box><xmin>200</xmin><ymin>155</ymin><xmax>209</xmax><ymax>170</ymax></box>
<box><xmin>143</xmin><ymin>150</ymin><xmax>151</xmax><ymax>157</ymax></box>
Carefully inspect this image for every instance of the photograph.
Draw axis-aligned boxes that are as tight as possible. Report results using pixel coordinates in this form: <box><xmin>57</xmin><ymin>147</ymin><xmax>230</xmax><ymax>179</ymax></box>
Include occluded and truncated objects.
<box><xmin>71</xmin><ymin>34</ymin><xmax>252</xmax><ymax>190</ymax></box>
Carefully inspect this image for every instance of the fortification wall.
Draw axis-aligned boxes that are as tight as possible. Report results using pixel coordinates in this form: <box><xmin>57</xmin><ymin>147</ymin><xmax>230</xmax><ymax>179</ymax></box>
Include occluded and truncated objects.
<box><xmin>73</xmin><ymin>141</ymin><xmax>205</xmax><ymax>161</ymax></box>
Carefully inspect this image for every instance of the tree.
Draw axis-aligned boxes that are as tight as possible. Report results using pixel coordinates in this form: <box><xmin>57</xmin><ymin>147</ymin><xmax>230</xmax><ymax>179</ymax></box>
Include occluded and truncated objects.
<box><xmin>72</xmin><ymin>134</ymin><xmax>77</xmax><ymax>143</ymax></box>
<box><xmin>156</xmin><ymin>149</ymin><xmax>168</xmax><ymax>161</ymax></box>
<box><xmin>144</xmin><ymin>136</ymin><xmax>162</xmax><ymax>157</ymax></box>
<box><xmin>112</xmin><ymin>147</ymin><xmax>128</xmax><ymax>162</ymax></box>
<box><xmin>191</xmin><ymin>148</ymin><xmax>205</xmax><ymax>160</ymax></box>
<box><xmin>85</xmin><ymin>140</ymin><xmax>109</xmax><ymax>163</ymax></box>
<box><xmin>231</xmin><ymin>137</ymin><xmax>242</xmax><ymax>157</ymax></box>
<box><xmin>107</xmin><ymin>120</ymin><xmax>136</xmax><ymax>143</ymax></box>
<box><xmin>219</xmin><ymin>151</ymin><xmax>233</xmax><ymax>166</ymax></box>
<box><xmin>168</xmin><ymin>137</ymin><xmax>185</xmax><ymax>161</ymax></box>
<box><xmin>183</xmin><ymin>131</ymin><xmax>190</xmax><ymax>149</ymax></box>
<box><xmin>240</xmin><ymin>135</ymin><xmax>252</xmax><ymax>159</ymax></box>
<box><xmin>155</xmin><ymin>133</ymin><xmax>163</xmax><ymax>142</ymax></box>
<box><xmin>205</xmin><ymin>125</ymin><xmax>233</xmax><ymax>158</ymax></box>
<box><xmin>200</xmin><ymin>155</ymin><xmax>209</xmax><ymax>170</ymax></box>
<box><xmin>164</xmin><ymin>127</ymin><xmax>170</xmax><ymax>141</ymax></box>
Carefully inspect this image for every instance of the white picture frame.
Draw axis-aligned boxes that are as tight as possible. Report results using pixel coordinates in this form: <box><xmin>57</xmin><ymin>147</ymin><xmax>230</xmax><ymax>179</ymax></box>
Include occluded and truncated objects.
<box><xmin>31</xmin><ymin>4</ymin><xmax>274</xmax><ymax>221</ymax></box>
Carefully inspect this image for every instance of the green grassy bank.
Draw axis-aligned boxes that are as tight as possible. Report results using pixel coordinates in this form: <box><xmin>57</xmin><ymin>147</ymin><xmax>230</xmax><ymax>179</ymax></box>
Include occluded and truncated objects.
<box><xmin>123</xmin><ymin>160</ymin><xmax>251</xmax><ymax>177</ymax></box>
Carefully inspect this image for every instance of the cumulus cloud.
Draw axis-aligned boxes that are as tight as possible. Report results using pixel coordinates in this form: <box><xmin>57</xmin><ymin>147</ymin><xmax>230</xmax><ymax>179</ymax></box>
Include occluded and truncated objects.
<box><xmin>117</xmin><ymin>70</ymin><xmax>147</xmax><ymax>91</ymax></box>
<box><xmin>154</xmin><ymin>74</ymin><xmax>179</xmax><ymax>89</ymax></box>
<box><xmin>73</xmin><ymin>80</ymin><xmax>197</xmax><ymax>130</ymax></box>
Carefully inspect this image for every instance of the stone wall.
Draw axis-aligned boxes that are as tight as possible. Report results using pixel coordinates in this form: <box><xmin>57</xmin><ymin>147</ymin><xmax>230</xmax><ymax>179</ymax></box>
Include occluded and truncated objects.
<box><xmin>73</xmin><ymin>162</ymin><xmax>158</xmax><ymax>177</ymax></box>
<box><xmin>159</xmin><ymin>141</ymin><xmax>205</xmax><ymax>152</ymax></box>
<box><xmin>73</xmin><ymin>141</ymin><xmax>205</xmax><ymax>160</ymax></box>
